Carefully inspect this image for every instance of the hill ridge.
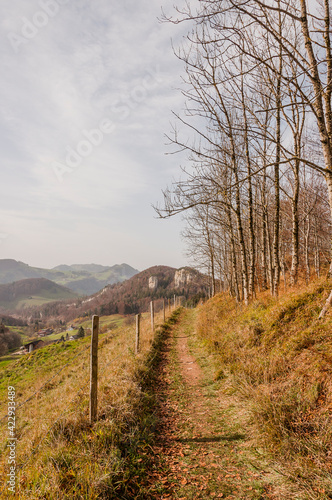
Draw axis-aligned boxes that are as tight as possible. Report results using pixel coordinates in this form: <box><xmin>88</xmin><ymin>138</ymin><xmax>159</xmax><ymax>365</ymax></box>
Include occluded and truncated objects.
<box><xmin>13</xmin><ymin>265</ymin><xmax>208</xmax><ymax>320</ymax></box>
<box><xmin>0</xmin><ymin>259</ymin><xmax>139</xmax><ymax>295</ymax></box>
<box><xmin>0</xmin><ymin>277</ymin><xmax>77</xmax><ymax>310</ymax></box>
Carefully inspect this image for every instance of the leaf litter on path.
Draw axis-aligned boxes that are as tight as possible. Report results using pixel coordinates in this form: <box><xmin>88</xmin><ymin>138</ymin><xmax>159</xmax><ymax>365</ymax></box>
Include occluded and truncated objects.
<box><xmin>143</xmin><ymin>309</ymin><xmax>297</xmax><ymax>499</ymax></box>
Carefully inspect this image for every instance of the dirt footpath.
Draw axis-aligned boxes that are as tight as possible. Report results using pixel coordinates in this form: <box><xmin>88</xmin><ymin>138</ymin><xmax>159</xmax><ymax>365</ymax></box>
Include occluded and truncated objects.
<box><xmin>144</xmin><ymin>309</ymin><xmax>301</xmax><ymax>500</ymax></box>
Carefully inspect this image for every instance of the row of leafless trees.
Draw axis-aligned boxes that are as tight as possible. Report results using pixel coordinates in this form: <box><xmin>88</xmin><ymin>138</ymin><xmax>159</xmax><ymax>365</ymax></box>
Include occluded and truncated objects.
<box><xmin>157</xmin><ymin>0</ymin><xmax>332</xmax><ymax>304</ymax></box>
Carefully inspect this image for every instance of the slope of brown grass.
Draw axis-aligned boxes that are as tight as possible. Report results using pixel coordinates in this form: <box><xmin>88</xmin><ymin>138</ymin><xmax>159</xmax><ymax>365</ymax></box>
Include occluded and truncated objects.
<box><xmin>196</xmin><ymin>279</ymin><xmax>332</xmax><ymax>498</ymax></box>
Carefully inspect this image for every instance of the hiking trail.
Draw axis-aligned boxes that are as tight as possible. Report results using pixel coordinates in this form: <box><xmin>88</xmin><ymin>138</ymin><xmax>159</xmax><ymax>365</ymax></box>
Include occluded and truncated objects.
<box><xmin>144</xmin><ymin>308</ymin><xmax>300</xmax><ymax>499</ymax></box>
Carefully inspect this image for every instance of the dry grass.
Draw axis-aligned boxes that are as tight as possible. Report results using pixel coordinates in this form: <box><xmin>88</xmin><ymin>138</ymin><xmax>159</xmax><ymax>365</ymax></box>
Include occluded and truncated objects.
<box><xmin>0</xmin><ymin>307</ymin><xmax>176</xmax><ymax>499</ymax></box>
<box><xmin>196</xmin><ymin>279</ymin><xmax>332</xmax><ymax>498</ymax></box>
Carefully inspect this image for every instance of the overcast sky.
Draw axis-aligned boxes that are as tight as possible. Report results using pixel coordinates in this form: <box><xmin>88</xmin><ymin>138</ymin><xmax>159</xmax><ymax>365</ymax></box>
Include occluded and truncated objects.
<box><xmin>0</xmin><ymin>0</ymin><xmax>193</xmax><ymax>271</ymax></box>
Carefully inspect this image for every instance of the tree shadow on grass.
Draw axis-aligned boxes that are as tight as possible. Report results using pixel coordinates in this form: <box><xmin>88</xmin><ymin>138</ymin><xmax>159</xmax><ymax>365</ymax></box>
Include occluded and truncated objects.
<box><xmin>175</xmin><ymin>433</ymin><xmax>245</xmax><ymax>444</ymax></box>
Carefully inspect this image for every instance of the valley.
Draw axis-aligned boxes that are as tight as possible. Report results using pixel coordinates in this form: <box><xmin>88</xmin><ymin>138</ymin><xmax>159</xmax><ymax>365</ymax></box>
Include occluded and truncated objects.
<box><xmin>1</xmin><ymin>279</ymin><xmax>332</xmax><ymax>498</ymax></box>
<box><xmin>0</xmin><ymin>264</ymin><xmax>208</xmax><ymax>370</ymax></box>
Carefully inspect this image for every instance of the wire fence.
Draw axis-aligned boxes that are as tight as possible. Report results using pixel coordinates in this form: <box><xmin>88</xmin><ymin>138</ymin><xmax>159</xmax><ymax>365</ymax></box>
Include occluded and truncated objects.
<box><xmin>0</xmin><ymin>300</ymin><xmax>178</xmax><ymax>498</ymax></box>
<box><xmin>0</xmin><ymin>327</ymin><xmax>120</xmax><ymax>424</ymax></box>
<box><xmin>0</xmin><ymin>348</ymin><xmax>129</xmax><ymax>499</ymax></box>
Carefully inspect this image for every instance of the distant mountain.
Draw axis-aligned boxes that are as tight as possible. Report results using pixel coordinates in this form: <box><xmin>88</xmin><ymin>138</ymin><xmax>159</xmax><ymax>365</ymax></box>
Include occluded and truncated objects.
<box><xmin>53</xmin><ymin>264</ymin><xmax>110</xmax><ymax>274</ymax></box>
<box><xmin>0</xmin><ymin>278</ymin><xmax>77</xmax><ymax>310</ymax></box>
<box><xmin>53</xmin><ymin>263</ymin><xmax>139</xmax><ymax>294</ymax></box>
<box><xmin>0</xmin><ymin>260</ymin><xmax>139</xmax><ymax>295</ymax></box>
<box><xmin>0</xmin><ymin>259</ymin><xmax>58</xmax><ymax>283</ymax></box>
<box><xmin>16</xmin><ymin>265</ymin><xmax>209</xmax><ymax>321</ymax></box>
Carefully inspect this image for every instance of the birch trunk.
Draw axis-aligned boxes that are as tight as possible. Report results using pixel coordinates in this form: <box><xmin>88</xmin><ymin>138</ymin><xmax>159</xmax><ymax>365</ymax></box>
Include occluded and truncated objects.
<box><xmin>290</xmin><ymin>162</ymin><xmax>300</xmax><ymax>286</ymax></box>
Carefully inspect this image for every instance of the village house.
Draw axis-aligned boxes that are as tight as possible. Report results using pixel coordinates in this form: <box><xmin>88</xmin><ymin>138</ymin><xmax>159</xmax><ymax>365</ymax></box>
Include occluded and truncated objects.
<box><xmin>24</xmin><ymin>339</ymin><xmax>47</xmax><ymax>353</ymax></box>
<box><xmin>69</xmin><ymin>334</ymin><xmax>80</xmax><ymax>341</ymax></box>
<box><xmin>37</xmin><ymin>328</ymin><xmax>54</xmax><ymax>337</ymax></box>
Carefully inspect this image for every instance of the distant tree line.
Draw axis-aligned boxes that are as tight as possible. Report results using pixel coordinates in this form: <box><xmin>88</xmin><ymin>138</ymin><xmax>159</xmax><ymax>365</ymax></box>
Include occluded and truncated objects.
<box><xmin>1</xmin><ymin>316</ymin><xmax>27</xmax><ymax>327</ymax></box>
<box><xmin>0</xmin><ymin>324</ymin><xmax>21</xmax><ymax>356</ymax></box>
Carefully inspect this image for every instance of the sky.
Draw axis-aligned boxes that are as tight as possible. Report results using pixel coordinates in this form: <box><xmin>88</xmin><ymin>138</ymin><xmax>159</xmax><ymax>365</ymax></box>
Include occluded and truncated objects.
<box><xmin>0</xmin><ymin>0</ymin><xmax>193</xmax><ymax>271</ymax></box>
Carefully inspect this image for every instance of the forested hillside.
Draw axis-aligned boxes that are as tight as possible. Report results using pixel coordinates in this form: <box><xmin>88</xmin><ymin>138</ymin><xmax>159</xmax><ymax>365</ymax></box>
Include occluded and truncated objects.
<box><xmin>15</xmin><ymin>266</ymin><xmax>208</xmax><ymax>321</ymax></box>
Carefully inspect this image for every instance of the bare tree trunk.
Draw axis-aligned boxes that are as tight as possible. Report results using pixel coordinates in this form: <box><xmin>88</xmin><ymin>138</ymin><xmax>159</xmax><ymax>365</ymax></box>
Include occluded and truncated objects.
<box><xmin>260</xmin><ymin>113</ymin><xmax>269</xmax><ymax>291</ymax></box>
<box><xmin>272</xmin><ymin>4</ymin><xmax>282</xmax><ymax>297</ymax></box>
<box><xmin>300</xmin><ymin>0</ymin><xmax>332</xmax><ymax>280</ymax></box>
<box><xmin>261</xmin><ymin>207</ymin><xmax>269</xmax><ymax>289</ymax></box>
<box><xmin>227</xmin><ymin>207</ymin><xmax>240</xmax><ymax>302</ymax></box>
<box><xmin>290</xmin><ymin>162</ymin><xmax>300</xmax><ymax>286</ymax></box>
<box><xmin>304</xmin><ymin>215</ymin><xmax>311</xmax><ymax>285</ymax></box>
<box><xmin>210</xmin><ymin>251</ymin><xmax>216</xmax><ymax>296</ymax></box>
<box><xmin>265</xmin><ymin>210</ymin><xmax>274</xmax><ymax>293</ymax></box>
<box><xmin>279</xmin><ymin>216</ymin><xmax>287</xmax><ymax>292</ymax></box>
<box><xmin>235</xmin><ymin>200</ymin><xmax>249</xmax><ymax>305</ymax></box>
<box><xmin>241</xmin><ymin>63</ymin><xmax>255</xmax><ymax>299</ymax></box>
<box><xmin>325</xmin><ymin>173</ymin><xmax>332</xmax><ymax>277</ymax></box>
<box><xmin>282</xmin><ymin>255</ymin><xmax>287</xmax><ymax>292</ymax></box>
<box><xmin>314</xmin><ymin>216</ymin><xmax>321</xmax><ymax>278</ymax></box>
<box><xmin>319</xmin><ymin>289</ymin><xmax>332</xmax><ymax>319</ymax></box>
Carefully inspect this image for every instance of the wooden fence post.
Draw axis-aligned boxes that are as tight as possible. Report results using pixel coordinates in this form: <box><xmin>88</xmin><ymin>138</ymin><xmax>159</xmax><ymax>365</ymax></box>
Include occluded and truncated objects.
<box><xmin>90</xmin><ymin>315</ymin><xmax>99</xmax><ymax>423</ymax></box>
<box><xmin>168</xmin><ymin>298</ymin><xmax>171</xmax><ymax>313</ymax></box>
<box><xmin>163</xmin><ymin>299</ymin><xmax>166</xmax><ymax>322</ymax></box>
<box><xmin>135</xmin><ymin>313</ymin><xmax>141</xmax><ymax>354</ymax></box>
<box><xmin>150</xmin><ymin>301</ymin><xmax>155</xmax><ymax>331</ymax></box>
<box><xmin>174</xmin><ymin>294</ymin><xmax>176</xmax><ymax>308</ymax></box>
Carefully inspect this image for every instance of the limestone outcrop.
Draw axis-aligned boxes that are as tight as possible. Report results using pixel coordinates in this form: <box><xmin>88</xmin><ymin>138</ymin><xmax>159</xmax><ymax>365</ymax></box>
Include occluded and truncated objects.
<box><xmin>174</xmin><ymin>268</ymin><xmax>193</xmax><ymax>288</ymax></box>
<box><xmin>148</xmin><ymin>276</ymin><xmax>158</xmax><ymax>290</ymax></box>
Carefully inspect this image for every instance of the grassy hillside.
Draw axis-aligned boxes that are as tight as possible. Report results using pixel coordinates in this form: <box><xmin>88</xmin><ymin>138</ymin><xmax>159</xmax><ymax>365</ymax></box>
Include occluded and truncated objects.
<box><xmin>0</xmin><ymin>307</ymin><xmax>178</xmax><ymax>498</ymax></box>
<box><xmin>0</xmin><ymin>278</ymin><xmax>77</xmax><ymax>310</ymax></box>
<box><xmin>45</xmin><ymin>314</ymin><xmax>125</xmax><ymax>341</ymax></box>
<box><xmin>1</xmin><ymin>280</ymin><xmax>332</xmax><ymax>497</ymax></box>
<box><xmin>195</xmin><ymin>279</ymin><xmax>332</xmax><ymax>497</ymax></box>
